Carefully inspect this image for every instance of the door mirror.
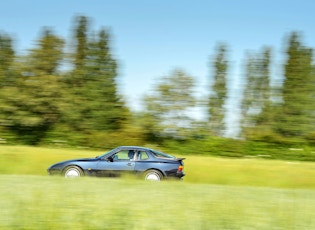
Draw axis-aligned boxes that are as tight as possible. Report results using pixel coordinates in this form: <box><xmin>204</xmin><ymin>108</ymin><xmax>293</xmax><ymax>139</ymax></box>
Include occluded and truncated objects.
<box><xmin>107</xmin><ymin>156</ymin><xmax>114</xmax><ymax>162</ymax></box>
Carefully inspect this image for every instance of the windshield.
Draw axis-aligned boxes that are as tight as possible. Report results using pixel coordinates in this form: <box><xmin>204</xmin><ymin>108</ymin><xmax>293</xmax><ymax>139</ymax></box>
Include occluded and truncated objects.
<box><xmin>150</xmin><ymin>149</ymin><xmax>175</xmax><ymax>159</ymax></box>
<box><xmin>100</xmin><ymin>148</ymin><xmax>117</xmax><ymax>158</ymax></box>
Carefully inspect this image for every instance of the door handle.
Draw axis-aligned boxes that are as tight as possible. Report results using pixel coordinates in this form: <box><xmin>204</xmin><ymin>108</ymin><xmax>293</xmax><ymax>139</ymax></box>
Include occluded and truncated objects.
<box><xmin>127</xmin><ymin>163</ymin><xmax>134</xmax><ymax>166</ymax></box>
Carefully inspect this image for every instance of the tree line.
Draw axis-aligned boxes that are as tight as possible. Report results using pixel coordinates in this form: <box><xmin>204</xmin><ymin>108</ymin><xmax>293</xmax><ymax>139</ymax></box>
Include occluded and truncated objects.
<box><xmin>1</xmin><ymin>15</ymin><xmax>315</xmax><ymax>160</ymax></box>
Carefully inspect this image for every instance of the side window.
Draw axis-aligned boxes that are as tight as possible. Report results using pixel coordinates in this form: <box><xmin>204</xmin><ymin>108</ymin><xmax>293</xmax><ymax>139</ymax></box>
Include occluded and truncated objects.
<box><xmin>113</xmin><ymin>150</ymin><xmax>135</xmax><ymax>161</ymax></box>
<box><xmin>138</xmin><ymin>151</ymin><xmax>149</xmax><ymax>160</ymax></box>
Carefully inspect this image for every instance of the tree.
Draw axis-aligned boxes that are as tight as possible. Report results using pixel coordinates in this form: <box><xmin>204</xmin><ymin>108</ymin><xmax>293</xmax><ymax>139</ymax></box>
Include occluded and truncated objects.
<box><xmin>240</xmin><ymin>47</ymin><xmax>272</xmax><ymax>139</ymax></box>
<box><xmin>208</xmin><ymin>43</ymin><xmax>228</xmax><ymax>136</ymax></box>
<box><xmin>74</xmin><ymin>15</ymin><xmax>88</xmax><ymax>71</ymax></box>
<box><xmin>143</xmin><ymin>69</ymin><xmax>196</xmax><ymax>140</ymax></box>
<box><xmin>0</xmin><ymin>32</ymin><xmax>15</xmax><ymax>140</ymax></box>
<box><xmin>83</xmin><ymin>28</ymin><xmax>129</xmax><ymax>131</ymax></box>
<box><xmin>0</xmin><ymin>32</ymin><xmax>15</xmax><ymax>87</ymax></box>
<box><xmin>29</xmin><ymin>28</ymin><xmax>64</xmax><ymax>75</ymax></box>
<box><xmin>273</xmin><ymin>32</ymin><xmax>314</xmax><ymax>143</ymax></box>
<box><xmin>0</xmin><ymin>29</ymin><xmax>65</xmax><ymax>144</ymax></box>
<box><xmin>63</xmin><ymin>16</ymin><xmax>129</xmax><ymax>138</ymax></box>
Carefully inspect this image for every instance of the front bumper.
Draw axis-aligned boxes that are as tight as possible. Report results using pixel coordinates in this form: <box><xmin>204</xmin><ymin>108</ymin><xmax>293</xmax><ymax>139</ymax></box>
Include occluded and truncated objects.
<box><xmin>47</xmin><ymin>168</ymin><xmax>62</xmax><ymax>176</ymax></box>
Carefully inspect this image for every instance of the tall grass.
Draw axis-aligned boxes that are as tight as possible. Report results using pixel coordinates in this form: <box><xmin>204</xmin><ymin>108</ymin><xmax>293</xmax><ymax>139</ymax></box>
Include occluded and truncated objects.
<box><xmin>186</xmin><ymin>156</ymin><xmax>315</xmax><ymax>189</ymax></box>
<box><xmin>1</xmin><ymin>145</ymin><xmax>315</xmax><ymax>229</ymax></box>
<box><xmin>0</xmin><ymin>175</ymin><xmax>314</xmax><ymax>229</ymax></box>
<box><xmin>0</xmin><ymin>145</ymin><xmax>101</xmax><ymax>175</ymax></box>
<box><xmin>1</xmin><ymin>145</ymin><xmax>315</xmax><ymax>189</ymax></box>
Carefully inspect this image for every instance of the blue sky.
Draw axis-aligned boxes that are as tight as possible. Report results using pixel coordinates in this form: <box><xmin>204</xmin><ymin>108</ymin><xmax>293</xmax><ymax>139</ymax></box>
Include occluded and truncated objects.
<box><xmin>1</xmin><ymin>0</ymin><xmax>315</xmax><ymax>135</ymax></box>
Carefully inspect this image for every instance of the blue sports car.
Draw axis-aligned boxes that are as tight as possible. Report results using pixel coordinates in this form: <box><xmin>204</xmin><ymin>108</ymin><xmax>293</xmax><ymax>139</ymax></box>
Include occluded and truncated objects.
<box><xmin>47</xmin><ymin>146</ymin><xmax>185</xmax><ymax>181</ymax></box>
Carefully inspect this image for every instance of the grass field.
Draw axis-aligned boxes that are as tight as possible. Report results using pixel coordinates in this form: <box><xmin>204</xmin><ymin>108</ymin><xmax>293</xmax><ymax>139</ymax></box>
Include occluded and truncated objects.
<box><xmin>1</xmin><ymin>145</ymin><xmax>315</xmax><ymax>229</ymax></box>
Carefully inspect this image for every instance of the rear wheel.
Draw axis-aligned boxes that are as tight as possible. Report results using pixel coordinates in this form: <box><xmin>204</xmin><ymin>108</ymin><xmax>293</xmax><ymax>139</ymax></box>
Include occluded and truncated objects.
<box><xmin>63</xmin><ymin>166</ymin><xmax>84</xmax><ymax>178</ymax></box>
<box><xmin>144</xmin><ymin>170</ymin><xmax>163</xmax><ymax>181</ymax></box>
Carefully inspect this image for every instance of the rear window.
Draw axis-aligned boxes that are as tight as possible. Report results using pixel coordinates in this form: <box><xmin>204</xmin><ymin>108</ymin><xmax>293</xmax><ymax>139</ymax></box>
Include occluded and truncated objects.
<box><xmin>138</xmin><ymin>151</ymin><xmax>149</xmax><ymax>160</ymax></box>
<box><xmin>150</xmin><ymin>150</ymin><xmax>175</xmax><ymax>159</ymax></box>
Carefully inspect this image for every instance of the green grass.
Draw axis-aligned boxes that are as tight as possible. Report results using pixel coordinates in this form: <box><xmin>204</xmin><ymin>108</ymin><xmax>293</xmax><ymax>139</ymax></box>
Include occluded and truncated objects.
<box><xmin>1</xmin><ymin>145</ymin><xmax>315</xmax><ymax>189</ymax></box>
<box><xmin>0</xmin><ymin>145</ymin><xmax>101</xmax><ymax>175</ymax></box>
<box><xmin>1</xmin><ymin>145</ymin><xmax>315</xmax><ymax>229</ymax></box>
<box><xmin>186</xmin><ymin>156</ymin><xmax>315</xmax><ymax>189</ymax></box>
<box><xmin>0</xmin><ymin>175</ymin><xmax>315</xmax><ymax>229</ymax></box>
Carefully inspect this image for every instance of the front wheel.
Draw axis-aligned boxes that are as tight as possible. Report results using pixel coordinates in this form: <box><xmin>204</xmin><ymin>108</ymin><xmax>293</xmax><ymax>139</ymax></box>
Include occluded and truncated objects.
<box><xmin>144</xmin><ymin>170</ymin><xmax>163</xmax><ymax>181</ymax></box>
<box><xmin>63</xmin><ymin>166</ymin><xmax>84</xmax><ymax>178</ymax></box>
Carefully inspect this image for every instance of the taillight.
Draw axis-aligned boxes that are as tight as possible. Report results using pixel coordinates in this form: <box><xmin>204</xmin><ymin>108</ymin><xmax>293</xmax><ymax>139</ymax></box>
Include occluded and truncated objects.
<box><xmin>177</xmin><ymin>165</ymin><xmax>183</xmax><ymax>172</ymax></box>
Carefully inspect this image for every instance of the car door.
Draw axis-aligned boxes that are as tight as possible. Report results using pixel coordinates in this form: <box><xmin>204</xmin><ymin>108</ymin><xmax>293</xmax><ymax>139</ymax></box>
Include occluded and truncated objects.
<box><xmin>133</xmin><ymin>150</ymin><xmax>152</xmax><ymax>173</ymax></box>
<box><xmin>95</xmin><ymin>149</ymin><xmax>136</xmax><ymax>177</ymax></box>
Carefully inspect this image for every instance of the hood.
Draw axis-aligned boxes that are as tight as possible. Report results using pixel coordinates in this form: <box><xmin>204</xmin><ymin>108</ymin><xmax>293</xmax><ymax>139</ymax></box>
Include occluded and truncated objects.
<box><xmin>61</xmin><ymin>157</ymin><xmax>98</xmax><ymax>163</ymax></box>
<box><xmin>48</xmin><ymin>157</ymin><xmax>98</xmax><ymax>169</ymax></box>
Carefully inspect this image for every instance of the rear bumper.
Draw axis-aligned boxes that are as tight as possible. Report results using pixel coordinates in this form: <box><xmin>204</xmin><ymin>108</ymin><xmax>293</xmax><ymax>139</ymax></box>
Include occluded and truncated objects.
<box><xmin>176</xmin><ymin>171</ymin><xmax>185</xmax><ymax>178</ymax></box>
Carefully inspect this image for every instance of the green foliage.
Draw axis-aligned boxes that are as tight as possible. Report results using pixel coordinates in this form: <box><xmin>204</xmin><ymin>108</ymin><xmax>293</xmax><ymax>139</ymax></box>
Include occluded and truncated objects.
<box><xmin>239</xmin><ymin>32</ymin><xmax>315</xmax><ymax>150</ymax></box>
<box><xmin>143</xmin><ymin>69</ymin><xmax>196</xmax><ymax>140</ymax></box>
<box><xmin>82</xmin><ymin>127</ymin><xmax>145</xmax><ymax>149</ymax></box>
<box><xmin>208</xmin><ymin>43</ymin><xmax>228</xmax><ymax>136</ymax></box>
<box><xmin>83</xmin><ymin>28</ymin><xmax>128</xmax><ymax>131</ymax></box>
<box><xmin>0</xmin><ymin>32</ymin><xmax>15</xmax><ymax>86</ymax></box>
<box><xmin>0</xmin><ymin>74</ymin><xmax>64</xmax><ymax>144</ymax></box>
<box><xmin>1</xmin><ymin>15</ymin><xmax>315</xmax><ymax>163</ymax></box>
<box><xmin>274</xmin><ymin>32</ymin><xmax>315</xmax><ymax>140</ymax></box>
<box><xmin>30</xmin><ymin>28</ymin><xmax>64</xmax><ymax>75</ymax></box>
<box><xmin>0</xmin><ymin>30</ymin><xmax>65</xmax><ymax>145</ymax></box>
<box><xmin>241</xmin><ymin>47</ymin><xmax>272</xmax><ymax>139</ymax></box>
<box><xmin>162</xmin><ymin>137</ymin><xmax>243</xmax><ymax>158</ymax></box>
<box><xmin>0</xmin><ymin>15</ymin><xmax>130</xmax><ymax>146</ymax></box>
<box><xmin>63</xmin><ymin>16</ymin><xmax>129</xmax><ymax>135</ymax></box>
<box><xmin>160</xmin><ymin>136</ymin><xmax>315</xmax><ymax>161</ymax></box>
<box><xmin>73</xmin><ymin>15</ymin><xmax>88</xmax><ymax>70</ymax></box>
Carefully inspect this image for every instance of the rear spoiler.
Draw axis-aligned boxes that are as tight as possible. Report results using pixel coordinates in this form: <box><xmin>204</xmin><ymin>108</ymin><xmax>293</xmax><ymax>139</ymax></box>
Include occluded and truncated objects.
<box><xmin>176</xmin><ymin>158</ymin><xmax>186</xmax><ymax>161</ymax></box>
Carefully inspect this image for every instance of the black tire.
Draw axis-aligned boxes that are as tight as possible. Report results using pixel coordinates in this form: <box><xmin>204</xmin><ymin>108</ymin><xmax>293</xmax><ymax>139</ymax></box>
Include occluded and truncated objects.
<box><xmin>144</xmin><ymin>169</ymin><xmax>163</xmax><ymax>181</ymax></box>
<box><xmin>63</xmin><ymin>166</ymin><xmax>84</xmax><ymax>178</ymax></box>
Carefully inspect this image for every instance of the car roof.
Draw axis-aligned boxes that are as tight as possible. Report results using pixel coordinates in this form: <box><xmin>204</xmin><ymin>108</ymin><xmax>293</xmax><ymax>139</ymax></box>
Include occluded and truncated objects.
<box><xmin>112</xmin><ymin>146</ymin><xmax>178</xmax><ymax>160</ymax></box>
<box><xmin>117</xmin><ymin>146</ymin><xmax>151</xmax><ymax>151</ymax></box>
